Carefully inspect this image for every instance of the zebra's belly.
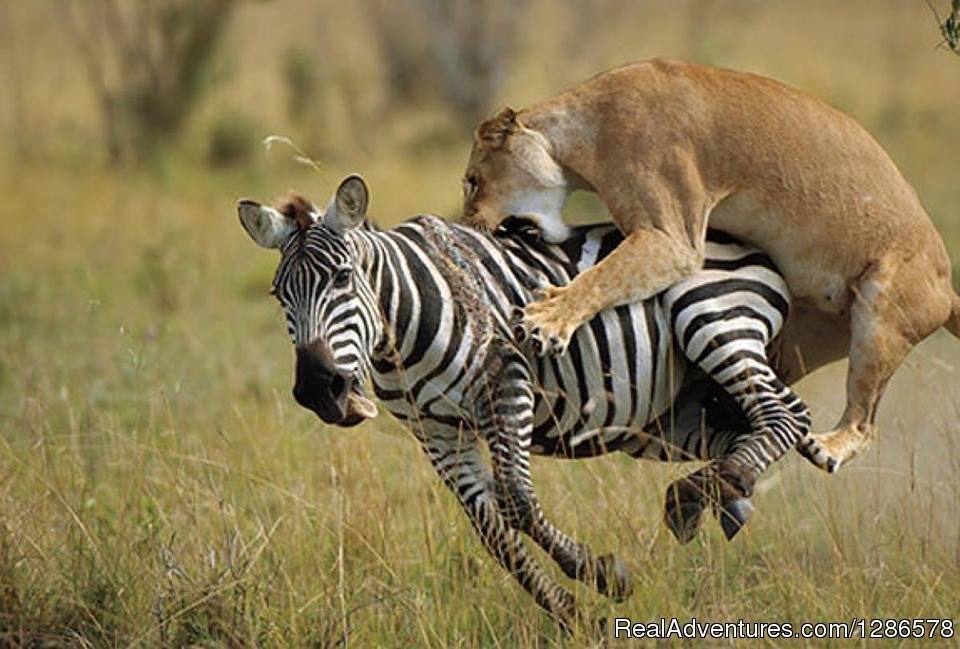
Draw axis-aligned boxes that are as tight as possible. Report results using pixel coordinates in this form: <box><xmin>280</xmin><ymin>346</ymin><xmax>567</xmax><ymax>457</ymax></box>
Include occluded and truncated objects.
<box><xmin>528</xmin><ymin>300</ymin><xmax>685</xmax><ymax>457</ymax></box>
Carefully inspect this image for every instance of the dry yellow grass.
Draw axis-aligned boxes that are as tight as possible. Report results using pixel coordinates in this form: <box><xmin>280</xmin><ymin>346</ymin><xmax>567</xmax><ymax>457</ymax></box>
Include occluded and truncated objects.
<box><xmin>0</xmin><ymin>1</ymin><xmax>958</xmax><ymax>645</ymax></box>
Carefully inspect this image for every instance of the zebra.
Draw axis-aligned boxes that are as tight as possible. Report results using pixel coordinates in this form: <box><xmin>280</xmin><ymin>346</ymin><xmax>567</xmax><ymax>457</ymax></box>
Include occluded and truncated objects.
<box><xmin>236</xmin><ymin>174</ymin><xmax>822</xmax><ymax>629</ymax></box>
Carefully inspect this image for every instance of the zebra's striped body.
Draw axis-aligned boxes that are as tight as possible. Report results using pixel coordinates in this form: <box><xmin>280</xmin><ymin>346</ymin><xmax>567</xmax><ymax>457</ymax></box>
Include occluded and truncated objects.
<box><xmin>368</xmin><ymin>218</ymin><xmax>792</xmax><ymax>461</ymax></box>
<box><xmin>239</xmin><ymin>178</ymin><xmax>815</xmax><ymax>629</ymax></box>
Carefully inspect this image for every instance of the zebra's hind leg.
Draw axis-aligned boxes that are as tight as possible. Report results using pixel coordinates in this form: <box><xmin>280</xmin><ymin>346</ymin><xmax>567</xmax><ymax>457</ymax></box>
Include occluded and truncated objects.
<box><xmin>665</xmin><ymin>458</ymin><xmax>758</xmax><ymax>543</ymax></box>
<box><xmin>646</xmin><ymin>375</ymin><xmax>754</xmax><ymax>543</ymax></box>
<box><xmin>664</xmin><ymin>261</ymin><xmax>813</xmax><ymax>541</ymax></box>
<box><xmin>665</xmin><ymin>366</ymin><xmax>812</xmax><ymax>542</ymax></box>
<box><xmin>661</xmin><ymin>239</ymin><xmax>816</xmax><ymax>540</ymax></box>
<box><xmin>476</xmin><ymin>348</ymin><xmax>632</xmax><ymax>602</ymax></box>
<box><xmin>713</xmin><ymin>367</ymin><xmax>811</xmax><ymax>539</ymax></box>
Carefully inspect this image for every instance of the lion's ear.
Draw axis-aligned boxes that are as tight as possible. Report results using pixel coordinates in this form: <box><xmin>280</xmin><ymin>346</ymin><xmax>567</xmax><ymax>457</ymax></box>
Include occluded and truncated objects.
<box><xmin>476</xmin><ymin>107</ymin><xmax>519</xmax><ymax>147</ymax></box>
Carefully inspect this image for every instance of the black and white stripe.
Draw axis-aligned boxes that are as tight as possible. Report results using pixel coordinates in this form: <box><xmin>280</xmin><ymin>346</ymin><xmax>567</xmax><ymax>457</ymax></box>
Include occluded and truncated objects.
<box><xmin>265</xmin><ymin>213</ymin><xmax>817</xmax><ymax>627</ymax></box>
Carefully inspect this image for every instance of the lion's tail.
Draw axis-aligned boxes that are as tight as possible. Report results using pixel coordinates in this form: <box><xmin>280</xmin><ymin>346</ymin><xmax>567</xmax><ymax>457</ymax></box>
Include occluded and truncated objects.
<box><xmin>946</xmin><ymin>288</ymin><xmax>960</xmax><ymax>339</ymax></box>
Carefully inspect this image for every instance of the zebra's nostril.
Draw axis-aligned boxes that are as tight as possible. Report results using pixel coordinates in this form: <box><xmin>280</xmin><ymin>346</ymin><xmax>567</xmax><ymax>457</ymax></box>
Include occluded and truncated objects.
<box><xmin>330</xmin><ymin>373</ymin><xmax>347</xmax><ymax>398</ymax></box>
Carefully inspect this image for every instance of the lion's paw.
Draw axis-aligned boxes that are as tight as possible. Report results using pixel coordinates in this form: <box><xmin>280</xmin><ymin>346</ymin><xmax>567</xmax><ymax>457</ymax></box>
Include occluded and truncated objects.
<box><xmin>517</xmin><ymin>291</ymin><xmax>578</xmax><ymax>356</ymax></box>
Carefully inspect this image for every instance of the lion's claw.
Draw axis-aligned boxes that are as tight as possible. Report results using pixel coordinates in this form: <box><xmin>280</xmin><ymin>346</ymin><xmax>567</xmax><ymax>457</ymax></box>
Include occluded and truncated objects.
<box><xmin>514</xmin><ymin>286</ymin><xmax>579</xmax><ymax>356</ymax></box>
<box><xmin>510</xmin><ymin>307</ymin><xmax>527</xmax><ymax>341</ymax></box>
<box><xmin>531</xmin><ymin>334</ymin><xmax>545</xmax><ymax>356</ymax></box>
<box><xmin>540</xmin><ymin>333</ymin><xmax>566</xmax><ymax>355</ymax></box>
<box><xmin>522</xmin><ymin>324</ymin><xmax>572</xmax><ymax>357</ymax></box>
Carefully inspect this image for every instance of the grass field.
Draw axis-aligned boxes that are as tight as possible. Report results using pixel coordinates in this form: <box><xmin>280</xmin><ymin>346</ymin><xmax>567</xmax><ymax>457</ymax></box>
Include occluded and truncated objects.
<box><xmin>1</xmin><ymin>1</ymin><xmax>959</xmax><ymax>646</ymax></box>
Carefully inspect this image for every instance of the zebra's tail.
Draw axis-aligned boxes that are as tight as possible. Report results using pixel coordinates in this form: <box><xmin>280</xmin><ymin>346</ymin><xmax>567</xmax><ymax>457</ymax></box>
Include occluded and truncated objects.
<box><xmin>946</xmin><ymin>288</ymin><xmax>960</xmax><ymax>339</ymax></box>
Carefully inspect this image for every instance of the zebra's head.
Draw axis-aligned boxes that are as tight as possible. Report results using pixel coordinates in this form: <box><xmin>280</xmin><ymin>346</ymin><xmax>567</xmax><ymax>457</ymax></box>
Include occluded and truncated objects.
<box><xmin>237</xmin><ymin>175</ymin><xmax>380</xmax><ymax>427</ymax></box>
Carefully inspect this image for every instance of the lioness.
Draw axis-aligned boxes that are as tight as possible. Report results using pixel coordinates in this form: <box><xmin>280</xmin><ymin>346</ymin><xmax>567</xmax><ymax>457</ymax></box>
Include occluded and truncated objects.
<box><xmin>462</xmin><ymin>59</ymin><xmax>960</xmax><ymax>470</ymax></box>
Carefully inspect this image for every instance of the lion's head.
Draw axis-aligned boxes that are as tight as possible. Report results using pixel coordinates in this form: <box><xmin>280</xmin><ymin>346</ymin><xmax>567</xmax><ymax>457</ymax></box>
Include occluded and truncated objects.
<box><xmin>461</xmin><ymin>107</ymin><xmax>571</xmax><ymax>243</ymax></box>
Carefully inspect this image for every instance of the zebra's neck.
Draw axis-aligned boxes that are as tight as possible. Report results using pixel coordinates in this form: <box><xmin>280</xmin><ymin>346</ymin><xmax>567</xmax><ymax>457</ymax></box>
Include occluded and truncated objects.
<box><xmin>343</xmin><ymin>219</ymin><xmax>465</xmax><ymax>364</ymax></box>
<box><xmin>342</xmin><ymin>216</ymin><xmax>617</xmax><ymax>369</ymax></box>
<box><xmin>341</xmin><ymin>217</ymin><xmax>530</xmax><ymax>422</ymax></box>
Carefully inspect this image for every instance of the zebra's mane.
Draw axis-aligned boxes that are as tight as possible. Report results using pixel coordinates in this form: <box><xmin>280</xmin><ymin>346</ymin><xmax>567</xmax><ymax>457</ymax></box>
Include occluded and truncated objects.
<box><xmin>274</xmin><ymin>192</ymin><xmax>315</xmax><ymax>230</ymax></box>
<box><xmin>273</xmin><ymin>193</ymin><xmax>380</xmax><ymax>253</ymax></box>
<box><xmin>273</xmin><ymin>188</ymin><xmax>606</xmax><ymax>261</ymax></box>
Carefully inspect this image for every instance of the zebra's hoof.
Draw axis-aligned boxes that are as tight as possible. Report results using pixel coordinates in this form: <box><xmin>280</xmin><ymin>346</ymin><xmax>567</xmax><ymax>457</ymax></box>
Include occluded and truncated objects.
<box><xmin>595</xmin><ymin>553</ymin><xmax>633</xmax><ymax>602</ymax></box>
<box><xmin>556</xmin><ymin>605</ymin><xmax>583</xmax><ymax>636</ymax></box>
<box><xmin>718</xmin><ymin>498</ymin><xmax>755</xmax><ymax>541</ymax></box>
<box><xmin>664</xmin><ymin>500</ymin><xmax>704</xmax><ymax>544</ymax></box>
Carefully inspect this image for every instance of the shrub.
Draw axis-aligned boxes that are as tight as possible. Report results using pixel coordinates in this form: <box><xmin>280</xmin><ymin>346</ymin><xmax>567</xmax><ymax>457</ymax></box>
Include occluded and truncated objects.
<box><xmin>207</xmin><ymin>111</ymin><xmax>258</xmax><ymax>167</ymax></box>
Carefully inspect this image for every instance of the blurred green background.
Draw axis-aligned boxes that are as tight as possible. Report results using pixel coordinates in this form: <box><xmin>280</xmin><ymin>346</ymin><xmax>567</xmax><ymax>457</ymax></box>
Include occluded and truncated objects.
<box><xmin>0</xmin><ymin>1</ymin><xmax>958</xmax><ymax>645</ymax></box>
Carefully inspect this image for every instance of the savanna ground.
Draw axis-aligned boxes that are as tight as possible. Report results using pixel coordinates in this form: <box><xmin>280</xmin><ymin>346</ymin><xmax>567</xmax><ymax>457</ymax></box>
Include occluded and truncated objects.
<box><xmin>1</xmin><ymin>1</ymin><xmax>959</xmax><ymax>646</ymax></box>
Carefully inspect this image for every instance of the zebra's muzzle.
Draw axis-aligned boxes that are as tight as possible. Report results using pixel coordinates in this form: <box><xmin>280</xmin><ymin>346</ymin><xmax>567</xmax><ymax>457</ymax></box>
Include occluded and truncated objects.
<box><xmin>293</xmin><ymin>344</ymin><xmax>377</xmax><ymax>426</ymax></box>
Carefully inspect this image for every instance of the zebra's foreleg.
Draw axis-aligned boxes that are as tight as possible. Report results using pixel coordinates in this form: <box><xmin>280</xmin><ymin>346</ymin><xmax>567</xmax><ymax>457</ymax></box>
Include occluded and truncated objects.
<box><xmin>477</xmin><ymin>352</ymin><xmax>632</xmax><ymax>602</ymax></box>
<box><xmin>425</xmin><ymin>439</ymin><xmax>589</xmax><ymax>631</ymax></box>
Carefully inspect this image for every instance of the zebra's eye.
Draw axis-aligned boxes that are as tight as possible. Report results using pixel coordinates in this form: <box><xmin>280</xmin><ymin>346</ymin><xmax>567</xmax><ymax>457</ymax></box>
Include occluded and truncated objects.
<box><xmin>333</xmin><ymin>267</ymin><xmax>351</xmax><ymax>288</ymax></box>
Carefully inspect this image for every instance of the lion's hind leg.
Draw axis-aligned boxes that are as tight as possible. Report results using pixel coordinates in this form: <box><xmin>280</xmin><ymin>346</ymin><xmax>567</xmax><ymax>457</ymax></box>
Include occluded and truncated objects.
<box><xmin>812</xmin><ymin>254</ymin><xmax>952</xmax><ymax>471</ymax></box>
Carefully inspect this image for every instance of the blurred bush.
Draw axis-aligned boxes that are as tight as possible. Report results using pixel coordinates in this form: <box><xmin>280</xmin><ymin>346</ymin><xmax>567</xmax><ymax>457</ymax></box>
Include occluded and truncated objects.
<box><xmin>207</xmin><ymin>111</ymin><xmax>259</xmax><ymax>167</ymax></box>
<box><xmin>134</xmin><ymin>237</ymin><xmax>182</xmax><ymax>314</ymax></box>
<box><xmin>363</xmin><ymin>0</ymin><xmax>528</xmax><ymax>126</ymax></box>
<box><xmin>284</xmin><ymin>46</ymin><xmax>322</xmax><ymax>124</ymax></box>
<box><xmin>282</xmin><ymin>45</ymin><xmax>334</xmax><ymax>157</ymax></box>
<box><xmin>64</xmin><ymin>0</ymin><xmax>238</xmax><ymax>165</ymax></box>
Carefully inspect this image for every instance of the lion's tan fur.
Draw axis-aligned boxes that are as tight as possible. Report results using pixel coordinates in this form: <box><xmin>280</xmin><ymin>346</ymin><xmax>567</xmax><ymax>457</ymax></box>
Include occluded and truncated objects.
<box><xmin>463</xmin><ymin>59</ymin><xmax>960</xmax><ymax>469</ymax></box>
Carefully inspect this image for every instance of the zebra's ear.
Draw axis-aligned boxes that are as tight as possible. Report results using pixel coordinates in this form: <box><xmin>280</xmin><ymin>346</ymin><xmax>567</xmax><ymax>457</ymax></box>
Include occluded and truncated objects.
<box><xmin>237</xmin><ymin>200</ymin><xmax>296</xmax><ymax>249</ymax></box>
<box><xmin>325</xmin><ymin>174</ymin><xmax>369</xmax><ymax>233</ymax></box>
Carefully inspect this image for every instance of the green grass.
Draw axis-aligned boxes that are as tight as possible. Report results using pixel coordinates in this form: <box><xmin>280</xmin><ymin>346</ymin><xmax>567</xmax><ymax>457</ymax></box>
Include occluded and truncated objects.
<box><xmin>1</xmin><ymin>155</ymin><xmax>957</xmax><ymax>647</ymax></box>
<box><xmin>1</xmin><ymin>1</ymin><xmax>959</xmax><ymax>646</ymax></box>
